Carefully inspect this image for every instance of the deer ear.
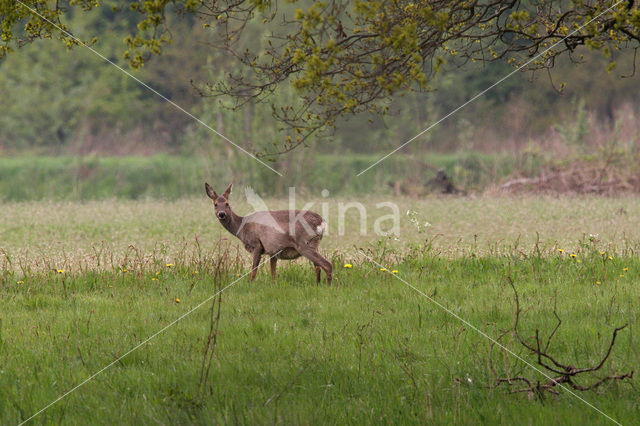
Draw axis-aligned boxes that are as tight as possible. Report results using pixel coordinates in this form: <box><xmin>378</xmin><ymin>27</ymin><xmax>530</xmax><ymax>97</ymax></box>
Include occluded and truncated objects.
<box><xmin>223</xmin><ymin>183</ymin><xmax>233</xmax><ymax>198</ymax></box>
<box><xmin>205</xmin><ymin>182</ymin><xmax>218</xmax><ymax>200</ymax></box>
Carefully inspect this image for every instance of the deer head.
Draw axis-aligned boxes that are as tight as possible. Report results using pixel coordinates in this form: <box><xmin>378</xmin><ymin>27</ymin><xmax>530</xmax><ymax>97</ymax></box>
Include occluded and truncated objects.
<box><xmin>205</xmin><ymin>182</ymin><xmax>233</xmax><ymax>221</ymax></box>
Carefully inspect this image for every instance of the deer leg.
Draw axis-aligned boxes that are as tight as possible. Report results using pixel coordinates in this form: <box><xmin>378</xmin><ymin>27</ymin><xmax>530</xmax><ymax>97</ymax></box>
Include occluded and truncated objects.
<box><xmin>314</xmin><ymin>264</ymin><xmax>321</xmax><ymax>283</ymax></box>
<box><xmin>298</xmin><ymin>246</ymin><xmax>332</xmax><ymax>286</ymax></box>
<box><xmin>270</xmin><ymin>256</ymin><xmax>277</xmax><ymax>280</ymax></box>
<box><xmin>250</xmin><ymin>246</ymin><xmax>263</xmax><ymax>281</ymax></box>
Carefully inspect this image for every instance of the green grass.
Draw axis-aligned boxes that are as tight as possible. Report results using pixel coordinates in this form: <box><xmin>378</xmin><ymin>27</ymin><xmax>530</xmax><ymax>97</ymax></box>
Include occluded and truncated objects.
<box><xmin>0</xmin><ymin>152</ymin><xmax>527</xmax><ymax>201</ymax></box>
<box><xmin>1</xmin><ymin>252</ymin><xmax>637</xmax><ymax>424</ymax></box>
<box><xmin>1</xmin><ymin>197</ymin><xmax>639</xmax><ymax>424</ymax></box>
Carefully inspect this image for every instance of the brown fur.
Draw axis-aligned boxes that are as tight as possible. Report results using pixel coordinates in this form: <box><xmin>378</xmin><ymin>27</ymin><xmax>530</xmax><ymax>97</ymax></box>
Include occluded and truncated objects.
<box><xmin>205</xmin><ymin>182</ymin><xmax>332</xmax><ymax>285</ymax></box>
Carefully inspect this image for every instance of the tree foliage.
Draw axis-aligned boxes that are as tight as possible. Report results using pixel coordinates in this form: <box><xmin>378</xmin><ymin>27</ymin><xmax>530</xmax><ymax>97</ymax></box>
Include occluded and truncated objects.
<box><xmin>2</xmin><ymin>0</ymin><xmax>640</xmax><ymax>152</ymax></box>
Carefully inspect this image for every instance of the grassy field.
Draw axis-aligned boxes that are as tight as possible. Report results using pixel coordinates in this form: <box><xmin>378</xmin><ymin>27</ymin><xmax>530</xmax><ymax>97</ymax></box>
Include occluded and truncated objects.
<box><xmin>1</xmin><ymin>196</ymin><xmax>639</xmax><ymax>424</ymax></box>
<box><xmin>2</xmin><ymin>195</ymin><xmax>640</xmax><ymax>270</ymax></box>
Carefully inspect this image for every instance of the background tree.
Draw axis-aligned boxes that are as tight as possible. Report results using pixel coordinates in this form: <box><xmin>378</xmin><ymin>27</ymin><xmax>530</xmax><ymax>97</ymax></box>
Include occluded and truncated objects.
<box><xmin>2</xmin><ymin>0</ymin><xmax>639</xmax><ymax>153</ymax></box>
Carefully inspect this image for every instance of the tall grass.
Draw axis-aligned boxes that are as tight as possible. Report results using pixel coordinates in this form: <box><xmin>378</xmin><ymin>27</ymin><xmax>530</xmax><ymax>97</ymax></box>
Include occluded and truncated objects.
<box><xmin>0</xmin><ymin>153</ymin><xmax>526</xmax><ymax>201</ymax></box>
<box><xmin>0</xmin><ymin>237</ymin><xmax>637</xmax><ymax>424</ymax></box>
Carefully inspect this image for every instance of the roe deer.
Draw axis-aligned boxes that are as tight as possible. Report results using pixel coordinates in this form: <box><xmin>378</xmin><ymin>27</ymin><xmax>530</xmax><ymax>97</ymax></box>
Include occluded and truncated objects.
<box><xmin>205</xmin><ymin>183</ymin><xmax>332</xmax><ymax>285</ymax></box>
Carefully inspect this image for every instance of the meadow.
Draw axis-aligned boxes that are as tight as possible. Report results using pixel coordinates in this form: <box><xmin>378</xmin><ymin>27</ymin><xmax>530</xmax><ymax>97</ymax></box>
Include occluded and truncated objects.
<box><xmin>1</xmin><ymin>196</ymin><xmax>639</xmax><ymax>424</ymax></box>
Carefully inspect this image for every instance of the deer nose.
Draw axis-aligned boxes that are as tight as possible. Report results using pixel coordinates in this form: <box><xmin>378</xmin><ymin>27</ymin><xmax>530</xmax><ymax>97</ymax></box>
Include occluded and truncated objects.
<box><xmin>218</xmin><ymin>211</ymin><xmax>226</xmax><ymax>219</ymax></box>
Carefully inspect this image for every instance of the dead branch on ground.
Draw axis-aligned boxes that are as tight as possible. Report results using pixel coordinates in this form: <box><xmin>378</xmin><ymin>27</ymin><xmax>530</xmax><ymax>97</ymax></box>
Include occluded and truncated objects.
<box><xmin>489</xmin><ymin>277</ymin><xmax>633</xmax><ymax>399</ymax></box>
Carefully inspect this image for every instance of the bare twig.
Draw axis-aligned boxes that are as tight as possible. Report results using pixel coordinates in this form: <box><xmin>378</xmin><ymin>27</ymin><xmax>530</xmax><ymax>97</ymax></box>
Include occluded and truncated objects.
<box><xmin>489</xmin><ymin>276</ymin><xmax>633</xmax><ymax>398</ymax></box>
<box><xmin>198</xmin><ymin>279</ymin><xmax>223</xmax><ymax>398</ymax></box>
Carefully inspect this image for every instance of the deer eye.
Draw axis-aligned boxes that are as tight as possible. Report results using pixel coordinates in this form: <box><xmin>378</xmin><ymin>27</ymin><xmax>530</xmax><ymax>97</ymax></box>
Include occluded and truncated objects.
<box><xmin>214</xmin><ymin>203</ymin><xmax>218</xmax><ymax>207</ymax></box>
<box><xmin>225</xmin><ymin>203</ymin><xmax>229</xmax><ymax>207</ymax></box>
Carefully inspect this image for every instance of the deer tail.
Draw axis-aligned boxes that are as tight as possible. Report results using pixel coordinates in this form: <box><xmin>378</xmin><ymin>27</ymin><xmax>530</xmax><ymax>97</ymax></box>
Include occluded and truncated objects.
<box><xmin>316</xmin><ymin>220</ymin><xmax>327</xmax><ymax>236</ymax></box>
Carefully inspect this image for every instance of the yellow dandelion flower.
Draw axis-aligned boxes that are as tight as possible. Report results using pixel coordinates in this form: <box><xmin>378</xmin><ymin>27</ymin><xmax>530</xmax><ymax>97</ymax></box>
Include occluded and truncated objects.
<box><xmin>152</xmin><ymin>277</ymin><xmax>158</xmax><ymax>281</ymax></box>
<box><xmin>175</xmin><ymin>298</ymin><xmax>181</xmax><ymax>303</ymax></box>
<box><xmin>17</xmin><ymin>280</ymin><xmax>24</xmax><ymax>284</ymax></box>
<box><xmin>344</xmin><ymin>263</ymin><xmax>353</xmax><ymax>268</ymax></box>
<box><xmin>156</xmin><ymin>271</ymin><xmax>160</xmax><ymax>276</ymax></box>
<box><xmin>570</xmin><ymin>254</ymin><xmax>577</xmax><ymax>258</ymax></box>
<box><xmin>380</xmin><ymin>268</ymin><xmax>387</xmax><ymax>272</ymax></box>
<box><xmin>596</xmin><ymin>281</ymin><xmax>601</xmax><ymax>285</ymax></box>
<box><xmin>619</xmin><ymin>274</ymin><xmax>624</xmax><ymax>278</ymax></box>
<box><xmin>166</xmin><ymin>263</ymin><xmax>174</xmax><ymax>268</ymax></box>
<box><xmin>236</xmin><ymin>273</ymin><xmax>242</xmax><ymax>277</ymax></box>
<box><xmin>608</xmin><ymin>256</ymin><xmax>614</xmax><ymax>261</ymax></box>
<box><xmin>392</xmin><ymin>270</ymin><xmax>399</xmax><ymax>274</ymax></box>
<box><xmin>557</xmin><ymin>249</ymin><xmax>564</xmax><ymax>253</ymax></box>
<box><xmin>194</xmin><ymin>271</ymin><xmax>199</xmax><ymax>274</ymax></box>
<box><xmin>57</xmin><ymin>269</ymin><xmax>65</xmax><ymax>274</ymax></box>
<box><xmin>122</xmin><ymin>268</ymin><xmax>127</xmax><ymax>272</ymax></box>
<box><xmin>600</xmin><ymin>251</ymin><xmax>606</xmax><ymax>255</ymax></box>
<box><xmin>623</xmin><ymin>267</ymin><xmax>628</xmax><ymax>272</ymax></box>
<box><xmin>577</xmin><ymin>259</ymin><xmax>581</xmax><ymax>263</ymax></box>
